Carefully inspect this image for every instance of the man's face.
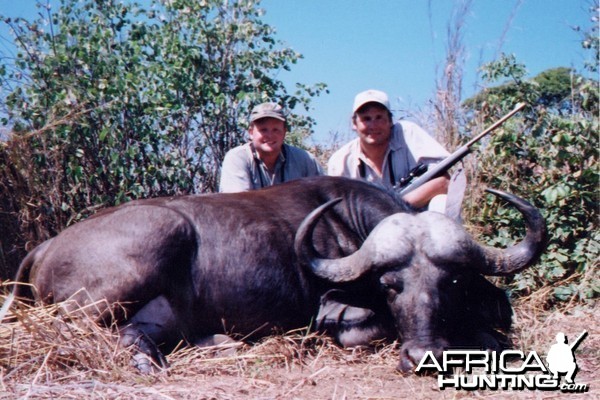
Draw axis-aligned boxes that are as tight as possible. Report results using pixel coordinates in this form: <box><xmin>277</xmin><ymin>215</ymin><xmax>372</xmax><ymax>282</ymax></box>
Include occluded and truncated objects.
<box><xmin>352</xmin><ymin>103</ymin><xmax>393</xmax><ymax>147</ymax></box>
<box><xmin>249</xmin><ymin>117</ymin><xmax>286</xmax><ymax>156</ymax></box>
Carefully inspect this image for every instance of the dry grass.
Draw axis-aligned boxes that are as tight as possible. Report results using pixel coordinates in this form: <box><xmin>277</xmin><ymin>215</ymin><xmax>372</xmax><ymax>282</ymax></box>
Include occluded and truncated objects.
<box><xmin>0</xmin><ymin>294</ymin><xmax>598</xmax><ymax>400</ymax></box>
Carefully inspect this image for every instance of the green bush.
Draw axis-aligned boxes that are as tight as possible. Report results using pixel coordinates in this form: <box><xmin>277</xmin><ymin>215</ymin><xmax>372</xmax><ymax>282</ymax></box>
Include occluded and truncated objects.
<box><xmin>463</xmin><ymin>54</ymin><xmax>599</xmax><ymax>305</ymax></box>
<box><xmin>0</xmin><ymin>0</ymin><xmax>325</xmax><ymax>277</ymax></box>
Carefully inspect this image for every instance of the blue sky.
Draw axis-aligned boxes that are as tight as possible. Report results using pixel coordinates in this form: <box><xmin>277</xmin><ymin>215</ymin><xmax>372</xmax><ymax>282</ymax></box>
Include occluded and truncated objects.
<box><xmin>1</xmin><ymin>1</ymin><xmax>594</xmax><ymax>143</ymax></box>
<box><xmin>259</xmin><ymin>0</ymin><xmax>593</xmax><ymax>143</ymax></box>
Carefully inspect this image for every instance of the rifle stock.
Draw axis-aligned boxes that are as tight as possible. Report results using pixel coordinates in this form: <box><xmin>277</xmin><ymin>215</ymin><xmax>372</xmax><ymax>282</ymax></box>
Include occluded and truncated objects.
<box><xmin>399</xmin><ymin>102</ymin><xmax>526</xmax><ymax>196</ymax></box>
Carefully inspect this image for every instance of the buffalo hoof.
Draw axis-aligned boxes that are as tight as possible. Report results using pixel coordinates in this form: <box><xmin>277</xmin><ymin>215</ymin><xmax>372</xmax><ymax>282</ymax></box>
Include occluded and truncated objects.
<box><xmin>195</xmin><ymin>334</ymin><xmax>241</xmax><ymax>357</ymax></box>
<box><xmin>131</xmin><ymin>352</ymin><xmax>167</xmax><ymax>374</ymax></box>
<box><xmin>119</xmin><ymin>325</ymin><xmax>168</xmax><ymax>374</ymax></box>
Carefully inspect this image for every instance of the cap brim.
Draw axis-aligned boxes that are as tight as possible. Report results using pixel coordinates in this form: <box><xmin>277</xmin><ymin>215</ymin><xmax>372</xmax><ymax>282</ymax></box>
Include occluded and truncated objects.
<box><xmin>353</xmin><ymin>100</ymin><xmax>390</xmax><ymax>113</ymax></box>
<box><xmin>250</xmin><ymin>112</ymin><xmax>286</xmax><ymax>122</ymax></box>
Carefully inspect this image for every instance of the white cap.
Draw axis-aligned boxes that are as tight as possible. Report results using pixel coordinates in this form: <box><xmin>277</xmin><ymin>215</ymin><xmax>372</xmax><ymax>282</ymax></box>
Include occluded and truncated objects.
<box><xmin>352</xmin><ymin>89</ymin><xmax>390</xmax><ymax>113</ymax></box>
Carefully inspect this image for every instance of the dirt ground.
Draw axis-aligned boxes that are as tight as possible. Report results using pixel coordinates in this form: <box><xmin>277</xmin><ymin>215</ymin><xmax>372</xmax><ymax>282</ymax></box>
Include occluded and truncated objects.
<box><xmin>1</xmin><ymin>300</ymin><xmax>598</xmax><ymax>399</ymax></box>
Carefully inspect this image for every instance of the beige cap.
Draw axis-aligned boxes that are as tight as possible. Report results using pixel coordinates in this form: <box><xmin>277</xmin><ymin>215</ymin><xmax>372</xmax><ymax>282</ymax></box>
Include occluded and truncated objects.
<box><xmin>352</xmin><ymin>89</ymin><xmax>391</xmax><ymax>113</ymax></box>
<box><xmin>250</xmin><ymin>102</ymin><xmax>286</xmax><ymax>122</ymax></box>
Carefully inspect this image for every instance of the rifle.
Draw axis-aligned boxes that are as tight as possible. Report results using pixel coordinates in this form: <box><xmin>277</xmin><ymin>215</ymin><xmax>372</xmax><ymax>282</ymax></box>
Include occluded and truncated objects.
<box><xmin>569</xmin><ymin>330</ymin><xmax>588</xmax><ymax>351</ymax></box>
<box><xmin>399</xmin><ymin>102</ymin><xmax>527</xmax><ymax>195</ymax></box>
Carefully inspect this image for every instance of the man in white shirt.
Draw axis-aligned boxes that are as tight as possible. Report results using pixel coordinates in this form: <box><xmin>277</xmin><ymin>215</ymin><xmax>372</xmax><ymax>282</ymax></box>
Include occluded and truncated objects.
<box><xmin>328</xmin><ymin>89</ymin><xmax>451</xmax><ymax>209</ymax></box>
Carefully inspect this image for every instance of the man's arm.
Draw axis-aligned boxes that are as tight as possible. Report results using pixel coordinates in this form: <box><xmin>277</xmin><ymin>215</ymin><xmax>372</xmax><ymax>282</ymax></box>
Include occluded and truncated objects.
<box><xmin>401</xmin><ymin>173</ymin><xmax>449</xmax><ymax>209</ymax></box>
<box><xmin>219</xmin><ymin>147</ymin><xmax>253</xmax><ymax>193</ymax></box>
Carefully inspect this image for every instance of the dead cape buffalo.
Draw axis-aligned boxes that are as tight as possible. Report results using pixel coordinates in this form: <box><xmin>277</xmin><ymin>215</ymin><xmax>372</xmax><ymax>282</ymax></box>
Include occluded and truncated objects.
<box><xmin>3</xmin><ymin>176</ymin><xmax>547</xmax><ymax>373</ymax></box>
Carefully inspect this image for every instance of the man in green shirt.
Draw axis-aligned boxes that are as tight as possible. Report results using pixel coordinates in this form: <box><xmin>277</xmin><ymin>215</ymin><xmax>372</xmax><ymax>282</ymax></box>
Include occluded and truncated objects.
<box><xmin>219</xmin><ymin>102</ymin><xmax>323</xmax><ymax>192</ymax></box>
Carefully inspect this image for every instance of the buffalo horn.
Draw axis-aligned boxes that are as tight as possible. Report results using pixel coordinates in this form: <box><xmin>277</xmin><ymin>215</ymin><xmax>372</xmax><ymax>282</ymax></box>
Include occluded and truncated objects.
<box><xmin>469</xmin><ymin>188</ymin><xmax>548</xmax><ymax>276</ymax></box>
<box><xmin>294</xmin><ymin>198</ymin><xmax>378</xmax><ymax>282</ymax></box>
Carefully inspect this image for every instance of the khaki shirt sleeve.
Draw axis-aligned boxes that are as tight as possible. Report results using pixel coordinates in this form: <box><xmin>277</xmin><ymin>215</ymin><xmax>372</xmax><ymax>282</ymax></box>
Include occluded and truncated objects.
<box><xmin>219</xmin><ymin>146</ymin><xmax>253</xmax><ymax>193</ymax></box>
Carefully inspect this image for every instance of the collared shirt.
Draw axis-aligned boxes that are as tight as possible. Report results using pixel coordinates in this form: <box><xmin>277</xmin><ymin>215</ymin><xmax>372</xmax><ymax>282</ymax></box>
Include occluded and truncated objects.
<box><xmin>219</xmin><ymin>143</ymin><xmax>323</xmax><ymax>192</ymax></box>
<box><xmin>327</xmin><ymin>120</ymin><xmax>450</xmax><ymax>189</ymax></box>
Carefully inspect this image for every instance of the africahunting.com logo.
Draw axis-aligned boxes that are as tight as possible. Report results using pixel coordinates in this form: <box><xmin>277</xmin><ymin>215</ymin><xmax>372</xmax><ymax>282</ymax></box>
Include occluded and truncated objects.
<box><xmin>416</xmin><ymin>331</ymin><xmax>589</xmax><ymax>393</ymax></box>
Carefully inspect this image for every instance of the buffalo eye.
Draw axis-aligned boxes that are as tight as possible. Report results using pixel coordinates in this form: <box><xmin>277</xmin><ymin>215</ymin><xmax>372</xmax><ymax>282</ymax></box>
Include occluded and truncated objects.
<box><xmin>448</xmin><ymin>276</ymin><xmax>461</xmax><ymax>286</ymax></box>
<box><xmin>442</xmin><ymin>274</ymin><xmax>469</xmax><ymax>294</ymax></box>
<box><xmin>380</xmin><ymin>279</ymin><xmax>403</xmax><ymax>294</ymax></box>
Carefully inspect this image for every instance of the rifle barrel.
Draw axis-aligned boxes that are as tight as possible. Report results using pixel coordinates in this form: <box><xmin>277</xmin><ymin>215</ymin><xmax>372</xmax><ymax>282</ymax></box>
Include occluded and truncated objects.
<box><xmin>569</xmin><ymin>330</ymin><xmax>588</xmax><ymax>351</ymax></box>
<box><xmin>399</xmin><ymin>102</ymin><xmax>527</xmax><ymax>196</ymax></box>
<box><xmin>465</xmin><ymin>102</ymin><xmax>527</xmax><ymax>147</ymax></box>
